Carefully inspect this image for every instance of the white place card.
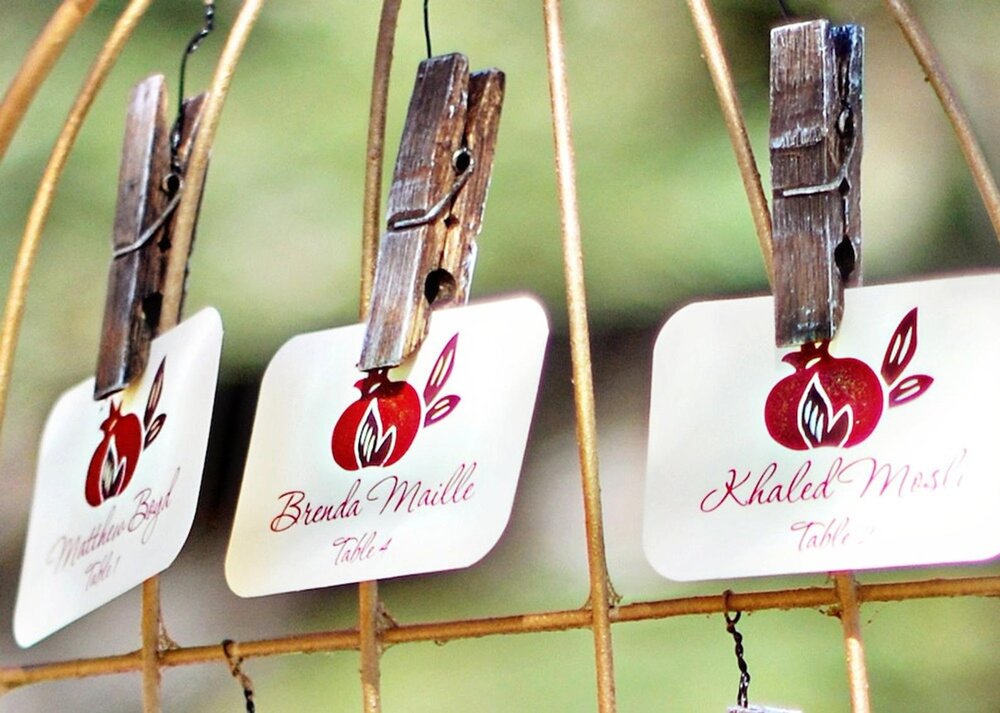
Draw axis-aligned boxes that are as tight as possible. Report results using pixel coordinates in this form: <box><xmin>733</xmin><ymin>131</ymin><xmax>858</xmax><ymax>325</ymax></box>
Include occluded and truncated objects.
<box><xmin>645</xmin><ymin>275</ymin><xmax>1000</xmax><ymax>581</ymax></box>
<box><xmin>15</xmin><ymin>308</ymin><xmax>223</xmax><ymax>646</ymax></box>
<box><xmin>226</xmin><ymin>296</ymin><xmax>548</xmax><ymax>596</ymax></box>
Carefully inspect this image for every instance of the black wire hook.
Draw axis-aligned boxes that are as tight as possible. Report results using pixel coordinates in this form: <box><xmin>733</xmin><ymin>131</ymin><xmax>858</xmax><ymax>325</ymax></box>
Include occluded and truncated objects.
<box><xmin>423</xmin><ymin>0</ymin><xmax>433</xmax><ymax>58</ymax></box>
<box><xmin>169</xmin><ymin>0</ymin><xmax>217</xmax><ymax>182</ymax></box>
<box><xmin>723</xmin><ymin>591</ymin><xmax>752</xmax><ymax>709</ymax></box>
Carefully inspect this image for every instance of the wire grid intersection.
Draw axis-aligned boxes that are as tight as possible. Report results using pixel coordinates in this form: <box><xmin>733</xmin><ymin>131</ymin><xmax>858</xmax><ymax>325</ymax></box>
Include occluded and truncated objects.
<box><xmin>1</xmin><ymin>1</ymin><xmax>999</xmax><ymax>712</ymax></box>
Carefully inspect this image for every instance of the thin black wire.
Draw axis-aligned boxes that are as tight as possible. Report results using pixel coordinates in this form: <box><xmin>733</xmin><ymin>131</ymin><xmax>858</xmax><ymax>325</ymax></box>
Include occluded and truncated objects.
<box><xmin>725</xmin><ymin>608</ymin><xmax>751</xmax><ymax>708</ymax></box>
<box><xmin>777</xmin><ymin>0</ymin><xmax>794</xmax><ymax>19</ymax></box>
<box><xmin>423</xmin><ymin>0</ymin><xmax>433</xmax><ymax>58</ymax></box>
<box><xmin>169</xmin><ymin>1</ymin><xmax>217</xmax><ymax>179</ymax></box>
<box><xmin>222</xmin><ymin>640</ymin><xmax>256</xmax><ymax>713</ymax></box>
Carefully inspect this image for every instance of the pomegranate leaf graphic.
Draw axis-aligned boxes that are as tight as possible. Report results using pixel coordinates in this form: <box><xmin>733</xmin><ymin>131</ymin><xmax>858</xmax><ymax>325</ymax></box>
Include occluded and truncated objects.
<box><xmin>424</xmin><ymin>334</ymin><xmax>459</xmax><ymax>405</ymax></box>
<box><xmin>145</xmin><ymin>358</ymin><xmax>166</xmax><ymax>430</ymax></box>
<box><xmin>424</xmin><ymin>395</ymin><xmax>460</xmax><ymax>427</ymax></box>
<box><xmin>144</xmin><ymin>414</ymin><xmax>166</xmax><ymax>448</ymax></box>
<box><xmin>889</xmin><ymin>374</ymin><xmax>933</xmax><ymax>408</ymax></box>
<box><xmin>881</xmin><ymin>308</ymin><xmax>918</xmax><ymax>386</ymax></box>
<box><xmin>101</xmin><ymin>444</ymin><xmax>119</xmax><ymax>499</ymax></box>
<box><xmin>356</xmin><ymin>401</ymin><xmax>396</xmax><ymax>468</ymax></box>
<box><xmin>112</xmin><ymin>460</ymin><xmax>127</xmax><ymax>497</ymax></box>
<box><xmin>798</xmin><ymin>377</ymin><xmax>853</xmax><ymax>448</ymax></box>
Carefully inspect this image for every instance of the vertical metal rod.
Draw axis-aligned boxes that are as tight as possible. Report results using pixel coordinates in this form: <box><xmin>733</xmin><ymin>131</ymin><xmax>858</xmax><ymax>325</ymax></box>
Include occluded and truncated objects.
<box><xmin>0</xmin><ymin>0</ymin><xmax>154</xmax><ymax>444</ymax></box>
<box><xmin>834</xmin><ymin>573</ymin><xmax>872</xmax><ymax>713</ymax></box>
<box><xmin>0</xmin><ymin>0</ymin><xmax>99</xmax><ymax>163</ymax></box>
<box><xmin>685</xmin><ymin>0</ymin><xmax>774</xmax><ymax>284</ymax></box>
<box><xmin>357</xmin><ymin>3</ymin><xmax>402</xmax><ymax>711</ymax></box>
<box><xmin>145</xmin><ymin>2</ymin><xmax>268</xmax><ymax>711</ymax></box>
<box><xmin>541</xmin><ymin>1</ymin><xmax>617</xmax><ymax>710</ymax></box>
<box><xmin>881</xmin><ymin>0</ymin><xmax>1000</xmax><ymax>243</ymax></box>
<box><xmin>360</xmin><ymin>0</ymin><xmax>403</xmax><ymax>322</ymax></box>
<box><xmin>160</xmin><ymin>0</ymin><xmax>269</xmax><ymax>328</ymax></box>
<box><xmin>140</xmin><ymin>578</ymin><xmax>162</xmax><ymax>713</ymax></box>
<box><xmin>359</xmin><ymin>581</ymin><xmax>382</xmax><ymax>712</ymax></box>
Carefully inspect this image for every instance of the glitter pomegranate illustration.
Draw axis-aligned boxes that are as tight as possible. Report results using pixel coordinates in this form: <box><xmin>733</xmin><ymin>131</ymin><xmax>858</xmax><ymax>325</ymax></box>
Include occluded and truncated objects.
<box><xmin>85</xmin><ymin>358</ymin><xmax>168</xmax><ymax>507</ymax></box>
<box><xmin>764</xmin><ymin>308</ymin><xmax>933</xmax><ymax>450</ymax></box>
<box><xmin>332</xmin><ymin>334</ymin><xmax>461</xmax><ymax>470</ymax></box>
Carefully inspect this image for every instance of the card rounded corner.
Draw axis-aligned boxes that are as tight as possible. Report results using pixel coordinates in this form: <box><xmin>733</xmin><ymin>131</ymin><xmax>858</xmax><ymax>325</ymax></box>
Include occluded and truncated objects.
<box><xmin>223</xmin><ymin>557</ymin><xmax>259</xmax><ymax>599</ymax></box>
<box><xmin>515</xmin><ymin>293</ymin><xmax>551</xmax><ymax>332</ymax></box>
<box><xmin>12</xmin><ymin>612</ymin><xmax>42</xmax><ymax>650</ymax></box>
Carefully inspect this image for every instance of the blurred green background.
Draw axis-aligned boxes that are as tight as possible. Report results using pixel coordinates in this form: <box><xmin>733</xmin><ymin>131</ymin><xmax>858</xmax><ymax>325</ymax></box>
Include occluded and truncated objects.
<box><xmin>1</xmin><ymin>1</ymin><xmax>999</xmax><ymax>711</ymax></box>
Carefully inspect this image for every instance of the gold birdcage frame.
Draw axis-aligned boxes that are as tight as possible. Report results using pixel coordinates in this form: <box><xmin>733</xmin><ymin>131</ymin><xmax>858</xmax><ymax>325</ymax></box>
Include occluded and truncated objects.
<box><xmin>1</xmin><ymin>1</ymin><xmax>999</xmax><ymax>711</ymax></box>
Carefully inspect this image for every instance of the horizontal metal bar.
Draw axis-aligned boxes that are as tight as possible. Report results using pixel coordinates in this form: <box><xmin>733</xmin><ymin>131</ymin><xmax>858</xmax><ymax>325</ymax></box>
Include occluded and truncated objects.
<box><xmin>3</xmin><ymin>574</ymin><xmax>998</xmax><ymax>691</ymax></box>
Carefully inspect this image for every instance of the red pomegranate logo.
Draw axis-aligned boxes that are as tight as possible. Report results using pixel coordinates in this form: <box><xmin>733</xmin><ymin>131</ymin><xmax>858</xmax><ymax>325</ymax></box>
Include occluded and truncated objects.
<box><xmin>331</xmin><ymin>334</ymin><xmax>460</xmax><ymax>470</ymax></box>
<box><xmin>85</xmin><ymin>358</ymin><xmax>168</xmax><ymax>507</ymax></box>
<box><xmin>764</xmin><ymin>308</ymin><xmax>933</xmax><ymax>450</ymax></box>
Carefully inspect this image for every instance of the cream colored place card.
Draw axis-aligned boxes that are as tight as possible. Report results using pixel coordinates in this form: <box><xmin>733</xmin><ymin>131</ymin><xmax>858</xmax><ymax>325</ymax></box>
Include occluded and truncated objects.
<box><xmin>15</xmin><ymin>308</ymin><xmax>223</xmax><ymax>646</ymax></box>
<box><xmin>226</xmin><ymin>296</ymin><xmax>547</xmax><ymax>596</ymax></box>
<box><xmin>645</xmin><ymin>275</ymin><xmax>1000</xmax><ymax>581</ymax></box>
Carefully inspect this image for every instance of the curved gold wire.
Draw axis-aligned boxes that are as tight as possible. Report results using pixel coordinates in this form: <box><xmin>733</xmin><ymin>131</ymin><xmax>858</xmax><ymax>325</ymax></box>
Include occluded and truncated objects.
<box><xmin>541</xmin><ymin>1</ymin><xmax>617</xmax><ymax>710</ymax></box>
<box><xmin>145</xmin><ymin>3</ymin><xmax>269</xmax><ymax>710</ymax></box>
<box><xmin>0</xmin><ymin>2</ymin><xmax>997</xmax><ymax>710</ymax></box>
<box><xmin>0</xmin><ymin>0</ymin><xmax>99</xmax><ymax>163</ymax></box>
<box><xmin>0</xmin><ymin>0</ymin><xmax>155</xmax><ymax>441</ymax></box>
<box><xmin>882</xmin><ymin>0</ymin><xmax>1000</xmax><ymax>242</ymax></box>
<box><xmin>360</xmin><ymin>0</ymin><xmax>403</xmax><ymax>322</ymax></box>
<box><xmin>159</xmin><ymin>0</ymin><xmax>270</xmax><ymax>328</ymax></box>
<box><xmin>685</xmin><ymin>0</ymin><xmax>774</xmax><ymax>285</ymax></box>
<box><xmin>359</xmin><ymin>5</ymin><xmax>404</xmax><ymax>710</ymax></box>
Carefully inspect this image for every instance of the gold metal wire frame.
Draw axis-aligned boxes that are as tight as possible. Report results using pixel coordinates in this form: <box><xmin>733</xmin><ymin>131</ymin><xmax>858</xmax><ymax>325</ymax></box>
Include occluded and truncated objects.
<box><xmin>1</xmin><ymin>1</ymin><xmax>1000</xmax><ymax>711</ymax></box>
<box><xmin>0</xmin><ymin>0</ymin><xmax>99</xmax><ymax>163</ymax></box>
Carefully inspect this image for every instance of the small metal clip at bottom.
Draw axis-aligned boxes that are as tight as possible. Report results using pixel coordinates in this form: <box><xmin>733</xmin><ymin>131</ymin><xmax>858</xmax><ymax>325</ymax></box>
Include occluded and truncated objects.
<box><xmin>730</xmin><ymin>706</ymin><xmax>803</xmax><ymax>713</ymax></box>
<box><xmin>359</xmin><ymin>53</ymin><xmax>505</xmax><ymax>372</ymax></box>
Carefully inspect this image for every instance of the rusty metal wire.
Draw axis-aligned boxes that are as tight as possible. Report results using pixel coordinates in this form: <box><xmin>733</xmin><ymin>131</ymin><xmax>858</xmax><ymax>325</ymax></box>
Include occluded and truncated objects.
<box><xmin>881</xmin><ymin>0</ymin><xmax>1000</xmax><ymax>242</ymax></box>
<box><xmin>3</xmin><ymin>575</ymin><xmax>999</xmax><ymax>691</ymax></box>
<box><xmin>159</xmin><ymin>0</ymin><xmax>268</xmax><ymax>328</ymax></box>
<box><xmin>150</xmin><ymin>3</ymin><xmax>270</xmax><ymax>710</ymax></box>
<box><xmin>357</xmin><ymin>3</ymin><xmax>403</xmax><ymax>710</ymax></box>
<box><xmin>140</xmin><ymin>578</ymin><xmax>162</xmax><ymax>711</ymax></box>
<box><xmin>0</xmin><ymin>0</ymin><xmax>155</xmax><ymax>451</ymax></box>
<box><xmin>685</xmin><ymin>0</ymin><xmax>774</xmax><ymax>285</ymax></box>
<box><xmin>1</xmin><ymin>1</ymin><xmax>1000</xmax><ymax>712</ymax></box>
<box><xmin>360</xmin><ymin>0</ymin><xmax>403</xmax><ymax>322</ymax></box>
<box><xmin>542</xmin><ymin>0</ymin><xmax>618</xmax><ymax>709</ymax></box>
<box><xmin>835</xmin><ymin>573</ymin><xmax>872</xmax><ymax>713</ymax></box>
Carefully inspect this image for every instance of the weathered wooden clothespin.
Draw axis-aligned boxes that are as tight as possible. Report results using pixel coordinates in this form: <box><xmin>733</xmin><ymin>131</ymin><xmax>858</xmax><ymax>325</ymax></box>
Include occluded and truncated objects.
<box><xmin>359</xmin><ymin>53</ymin><xmax>504</xmax><ymax>370</ymax></box>
<box><xmin>93</xmin><ymin>75</ymin><xmax>208</xmax><ymax>399</ymax></box>
<box><xmin>770</xmin><ymin>20</ymin><xmax>863</xmax><ymax>346</ymax></box>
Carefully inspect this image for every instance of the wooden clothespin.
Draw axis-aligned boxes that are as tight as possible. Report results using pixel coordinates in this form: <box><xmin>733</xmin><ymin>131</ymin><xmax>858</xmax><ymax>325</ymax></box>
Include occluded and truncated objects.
<box><xmin>93</xmin><ymin>75</ymin><xmax>208</xmax><ymax>399</ymax></box>
<box><xmin>359</xmin><ymin>53</ymin><xmax>504</xmax><ymax>371</ymax></box>
<box><xmin>770</xmin><ymin>20</ymin><xmax>863</xmax><ymax>346</ymax></box>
